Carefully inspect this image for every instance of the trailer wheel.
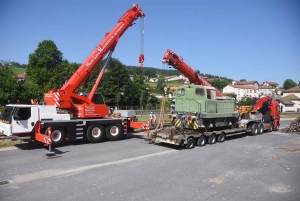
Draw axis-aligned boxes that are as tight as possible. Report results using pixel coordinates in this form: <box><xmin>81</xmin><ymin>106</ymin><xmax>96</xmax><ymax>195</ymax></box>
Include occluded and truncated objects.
<box><xmin>197</xmin><ymin>135</ymin><xmax>206</xmax><ymax>146</ymax></box>
<box><xmin>208</xmin><ymin>134</ymin><xmax>217</xmax><ymax>144</ymax></box>
<box><xmin>258</xmin><ymin>123</ymin><xmax>264</xmax><ymax>134</ymax></box>
<box><xmin>185</xmin><ymin>138</ymin><xmax>195</xmax><ymax>149</ymax></box>
<box><xmin>87</xmin><ymin>125</ymin><xmax>105</xmax><ymax>143</ymax></box>
<box><xmin>217</xmin><ymin>132</ymin><xmax>225</xmax><ymax>142</ymax></box>
<box><xmin>106</xmin><ymin>124</ymin><xmax>123</xmax><ymax>141</ymax></box>
<box><xmin>46</xmin><ymin>127</ymin><xmax>65</xmax><ymax>146</ymax></box>
<box><xmin>251</xmin><ymin>124</ymin><xmax>258</xmax><ymax>135</ymax></box>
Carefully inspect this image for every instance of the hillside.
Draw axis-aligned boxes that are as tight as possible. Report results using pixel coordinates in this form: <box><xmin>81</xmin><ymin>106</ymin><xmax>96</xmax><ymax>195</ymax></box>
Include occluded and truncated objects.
<box><xmin>126</xmin><ymin>65</ymin><xmax>232</xmax><ymax>80</ymax></box>
<box><xmin>12</xmin><ymin>67</ymin><xmax>26</xmax><ymax>74</ymax></box>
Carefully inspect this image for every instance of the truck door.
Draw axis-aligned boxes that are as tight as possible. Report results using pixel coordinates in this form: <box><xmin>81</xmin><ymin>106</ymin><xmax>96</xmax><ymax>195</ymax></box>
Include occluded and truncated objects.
<box><xmin>11</xmin><ymin>106</ymin><xmax>38</xmax><ymax>134</ymax></box>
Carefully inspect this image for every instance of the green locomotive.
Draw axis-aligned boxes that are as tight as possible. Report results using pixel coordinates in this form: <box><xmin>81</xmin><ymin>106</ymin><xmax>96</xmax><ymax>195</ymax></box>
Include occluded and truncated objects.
<box><xmin>171</xmin><ymin>84</ymin><xmax>239</xmax><ymax>130</ymax></box>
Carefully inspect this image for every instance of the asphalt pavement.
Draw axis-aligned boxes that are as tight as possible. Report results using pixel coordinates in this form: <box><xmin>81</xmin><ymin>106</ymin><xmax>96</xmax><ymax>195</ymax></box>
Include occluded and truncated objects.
<box><xmin>0</xmin><ymin>119</ymin><xmax>299</xmax><ymax>201</ymax></box>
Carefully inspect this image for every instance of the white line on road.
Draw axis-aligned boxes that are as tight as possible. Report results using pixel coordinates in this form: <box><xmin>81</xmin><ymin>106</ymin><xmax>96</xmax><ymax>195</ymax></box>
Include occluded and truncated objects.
<box><xmin>12</xmin><ymin>149</ymin><xmax>178</xmax><ymax>184</ymax></box>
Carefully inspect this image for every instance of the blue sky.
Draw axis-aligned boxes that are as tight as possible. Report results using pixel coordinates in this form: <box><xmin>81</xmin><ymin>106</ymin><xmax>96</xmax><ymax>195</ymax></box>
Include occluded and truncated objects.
<box><xmin>0</xmin><ymin>0</ymin><xmax>299</xmax><ymax>87</ymax></box>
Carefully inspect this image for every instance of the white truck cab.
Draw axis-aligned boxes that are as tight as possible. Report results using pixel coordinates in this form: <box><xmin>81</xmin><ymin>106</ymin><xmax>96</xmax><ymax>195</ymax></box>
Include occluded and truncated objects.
<box><xmin>0</xmin><ymin>104</ymin><xmax>70</xmax><ymax>137</ymax></box>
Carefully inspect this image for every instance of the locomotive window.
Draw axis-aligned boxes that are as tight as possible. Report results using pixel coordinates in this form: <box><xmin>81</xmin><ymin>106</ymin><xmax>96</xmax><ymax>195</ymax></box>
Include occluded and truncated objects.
<box><xmin>195</xmin><ymin>88</ymin><xmax>205</xmax><ymax>96</ymax></box>
<box><xmin>176</xmin><ymin>88</ymin><xmax>185</xmax><ymax>97</ymax></box>
<box><xmin>206</xmin><ymin>89</ymin><xmax>216</xmax><ymax>100</ymax></box>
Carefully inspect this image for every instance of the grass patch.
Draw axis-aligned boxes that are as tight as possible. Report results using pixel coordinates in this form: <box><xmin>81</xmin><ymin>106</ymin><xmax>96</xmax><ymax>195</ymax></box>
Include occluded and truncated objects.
<box><xmin>145</xmin><ymin>81</ymin><xmax>184</xmax><ymax>90</ymax></box>
<box><xmin>280</xmin><ymin>114</ymin><xmax>300</xmax><ymax>119</ymax></box>
<box><xmin>137</xmin><ymin>115</ymin><xmax>172</xmax><ymax>122</ymax></box>
<box><xmin>0</xmin><ymin>140</ymin><xmax>23</xmax><ymax>148</ymax></box>
<box><xmin>12</xmin><ymin>67</ymin><xmax>26</xmax><ymax>74</ymax></box>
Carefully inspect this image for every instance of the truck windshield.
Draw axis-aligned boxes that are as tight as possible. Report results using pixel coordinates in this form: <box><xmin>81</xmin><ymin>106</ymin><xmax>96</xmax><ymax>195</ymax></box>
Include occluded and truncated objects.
<box><xmin>0</xmin><ymin>106</ymin><xmax>14</xmax><ymax>121</ymax></box>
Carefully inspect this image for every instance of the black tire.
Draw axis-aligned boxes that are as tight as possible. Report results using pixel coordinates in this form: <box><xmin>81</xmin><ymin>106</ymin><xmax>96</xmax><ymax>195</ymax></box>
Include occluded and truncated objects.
<box><xmin>251</xmin><ymin>124</ymin><xmax>258</xmax><ymax>135</ymax></box>
<box><xmin>208</xmin><ymin>134</ymin><xmax>217</xmax><ymax>144</ymax></box>
<box><xmin>268</xmin><ymin>123</ymin><xmax>273</xmax><ymax>132</ymax></box>
<box><xmin>185</xmin><ymin>138</ymin><xmax>195</xmax><ymax>149</ymax></box>
<box><xmin>274</xmin><ymin>123</ymin><xmax>279</xmax><ymax>131</ymax></box>
<box><xmin>258</xmin><ymin>123</ymin><xmax>264</xmax><ymax>134</ymax></box>
<box><xmin>106</xmin><ymin>124</ymin><xmax>124</xmax><ymax>141</ymax></box>
<box><xmin>87</xmin><ymin>125</ymin><xmax>105</xmax><ymax>143</ymax></box>
<box><xmin>217</xmin><ymin>132</ymin><xmax>225</xmax><ymax>142</ymax></box>
<box><xmin>45</xmin><ymin>127</ymin><xmax>65</xmax><ymax>146</ymax></box>
<box><xmin>197</xmin><ymin>135</ymin><xmax>206</xmax><ymax>146</ymax></box>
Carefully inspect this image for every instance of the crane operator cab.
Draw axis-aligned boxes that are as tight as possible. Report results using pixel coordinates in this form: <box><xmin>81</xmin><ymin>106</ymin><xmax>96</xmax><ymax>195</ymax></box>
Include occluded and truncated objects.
<box><xmin>79</xmin><ymin>92</ymin><xmax>105</xmax><ymax>104</ymax></box>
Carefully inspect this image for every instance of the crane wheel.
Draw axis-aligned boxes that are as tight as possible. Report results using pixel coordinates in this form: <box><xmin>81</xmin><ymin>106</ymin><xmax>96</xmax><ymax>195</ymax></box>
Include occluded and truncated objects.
<box><xmin>208</xmin><ymin>134</ymin><xmax>217</xmax><ymax>144</ymax></box>
<box><xmin>45</xmin><ymin>127</ymin><xmax>65</xmax><ymax>146</ymax></box>
<box><xmin>87</xmin><ymin>125</ymin><xmax>105</xmax><ymax>143</ymax></box>
<box><xmin>197</xmin><ymin>135</ymin><xmax>206</xmax><ymax>146</ymax></box>
<box><xmin>217</xmin><ymin>132</ymin><xmax>225</xmax><ymax>142</ymax></box>
<box><xmin>185</xmin><ymin>138</ymin><xmax>195</xmax><ymax>149</ymax></box>
<box><xmin>106</xmin><ymin>124</ymin><xmax>123</xmax><ymax>141</ymax></box>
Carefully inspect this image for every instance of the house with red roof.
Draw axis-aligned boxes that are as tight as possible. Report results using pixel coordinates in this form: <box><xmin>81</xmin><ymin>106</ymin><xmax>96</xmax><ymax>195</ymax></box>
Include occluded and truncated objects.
<box><xmin>280</xmin><ymin>85</ymin><xmax>300</xmax><ymax>112</ymax></box>
<box><xmin>262</xmin><ymin>81</ymin><xmax>279</xmax><ymax>88</ymax></box>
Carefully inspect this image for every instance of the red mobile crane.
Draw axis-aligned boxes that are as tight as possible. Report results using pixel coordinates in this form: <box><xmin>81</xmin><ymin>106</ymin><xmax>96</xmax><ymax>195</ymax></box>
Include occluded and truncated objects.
<box><xmin>0</xmin><ymin>4</ymin><xmax>148</xmax><ymax>147</ymax></box>
<box><xmin>162</xmin><ymin>49</ymin><xmax>223</xmax><ymax>97</ymax></box>
<box><xmin>44</xmin><ymin>4</ymin><xmax>145</xmax><ymax>118</ymax></box>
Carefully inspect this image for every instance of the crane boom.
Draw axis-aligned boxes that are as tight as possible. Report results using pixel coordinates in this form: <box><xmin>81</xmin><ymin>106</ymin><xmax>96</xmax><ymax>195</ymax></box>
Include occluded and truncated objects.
<box><xmin>44</xmin><ymin>4</ymin><xmax>145</xmax><ymax>118</ymax></box>
<box><xmin>62</xmin><ymin>4</ymin><xmax>145</xmax><ymax>93</ymax></box>
<box><xmin>162</xmin><ymin>49</ymin><xmax>222</xmax><ymax>97</ymax></box>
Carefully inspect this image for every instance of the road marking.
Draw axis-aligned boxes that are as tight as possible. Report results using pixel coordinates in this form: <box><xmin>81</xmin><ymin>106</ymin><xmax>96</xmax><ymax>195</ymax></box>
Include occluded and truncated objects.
<box><xmin>12</xmin><ymin>149</ymin><xmax>178</xmax><ymax>184</ymax></box>
<box><xmin>0</xmin><ymin>146</ymin><xmax>18</xmax><ymax>152</ymax></box>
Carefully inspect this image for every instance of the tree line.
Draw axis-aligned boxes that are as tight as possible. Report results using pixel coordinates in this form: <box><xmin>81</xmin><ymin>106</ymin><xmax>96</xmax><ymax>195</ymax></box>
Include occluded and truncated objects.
<box><xmin>1</xmin><ymin>39</ymin><xmax>298</xmax><ymax>107</ymax></box>
<box><xmin>0</xmin><ymin>40</ymin><xmax>161</xmax><ymax>108</ymax></box>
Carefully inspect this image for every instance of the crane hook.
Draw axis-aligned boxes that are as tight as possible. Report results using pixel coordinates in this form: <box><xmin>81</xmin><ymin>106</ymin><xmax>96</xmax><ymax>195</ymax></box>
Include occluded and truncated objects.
<box><xmin>139</xmin><ymin>53</ymin><xmax>144</xmax><ymax>67</ymax></box>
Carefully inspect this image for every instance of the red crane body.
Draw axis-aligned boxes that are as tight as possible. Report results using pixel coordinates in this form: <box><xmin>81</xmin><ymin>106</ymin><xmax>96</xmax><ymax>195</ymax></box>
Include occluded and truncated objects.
<box><xmin>44</xmin><ymin>4</ymin><xmax>145</xmax><ymax>118</ymax></box>
<box><xmin>162</xmin><ymin>49</ymin><xmax>222</xmax><ymax>97</ymax></box>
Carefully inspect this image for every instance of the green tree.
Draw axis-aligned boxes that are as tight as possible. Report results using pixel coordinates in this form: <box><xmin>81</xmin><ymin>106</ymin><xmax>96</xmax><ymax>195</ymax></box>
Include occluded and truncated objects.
<box><xmin>226</xmin><ymin>93</ymin><xmax>237</xmax><ymax>100</ymax></box>
<box><xmin>98</xmin><ymin>58</ymin><xmax>132</xmax><ymax>106</ymax></box>
<box><xmin>210</xmin><ymin>79</ymin><xmax>231</xmax><ymax>91</ymax></box>
<box><xmin>156</xmin><ymin>74</ymin><xmax>165</xmax><ymax>92</ymax></box>
<box><xmin>143</xmin><ymin>68</ymin><xmax>156</xmax><ymax>78</ymax></box>
<box><xmin>26</xmin><ymin>40</ymin><xmax>65</xmax><ymax>100</ymax></box>
<box><xmin>283</xmin><ymin>79</ymin><xmax>297</xmax><ymax>90</ymax></box>
<box><xmin>122</xmin><ymin>75</ymin><xmax>150</xmax><ymax>107</ymax></box>
<box><xmin>0</xmin><ymin>66</ymin><xmax>22</xmax><ymax>105</ymax></box>
<box><xmin>237</xmin><ymin>95</ymin><xmax>255</xmax><ymax>106</ymax></box>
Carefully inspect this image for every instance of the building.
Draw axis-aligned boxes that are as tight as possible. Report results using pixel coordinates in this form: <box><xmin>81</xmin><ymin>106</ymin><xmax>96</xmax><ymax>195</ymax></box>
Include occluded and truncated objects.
<box><xmin>277</xmin><ymin>94</ymin><xmax>300</xmax><ymax>112</ymax></box>
<box><xmin>237</xmin><ymin>81</ymin><xmax>259</xmax><ymax>89</ymax></box>
<box><xmin>258</xmin><ymin>85</ymin><xmax>275</xmax><ymax>97</ymax></box>
<box><xmin>223</xmin><ymin>84</ymin><xmax>258</xmax><ymax>101</ymax></box>
<box><xmin>16</xmin><ymin>73</ymin><xmax>26</xmax><ymax>83</ymax></box>
<box><xmin>278</xmin><ymin>85</ymin><xmax>300</xmax><ymax>112</ymax></box>
<box><xmin>262</xmin><ymin>81</ymin><xmax>279</xmax><ymax>88</ymax></box>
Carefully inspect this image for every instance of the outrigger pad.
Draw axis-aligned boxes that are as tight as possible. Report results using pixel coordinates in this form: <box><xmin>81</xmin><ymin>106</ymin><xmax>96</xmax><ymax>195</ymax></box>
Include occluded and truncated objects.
<box><xmin>141</xmin><ymin>138</ymin><xmax>155</xmax><ymax>144</ymax></box>
<box><xmin>42</xmin><ymin>152</ymin><xmax>62</xmax><ymax>159</ymax></box>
